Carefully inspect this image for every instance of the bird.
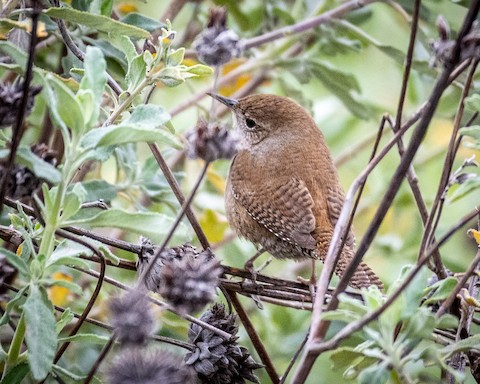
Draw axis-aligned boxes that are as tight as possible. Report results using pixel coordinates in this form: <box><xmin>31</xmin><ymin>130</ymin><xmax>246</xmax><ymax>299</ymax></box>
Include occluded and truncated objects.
<box><xmin>209</xmin><ymin>93</ymin><xmax>383</xmax><ymax>290</ymax></box>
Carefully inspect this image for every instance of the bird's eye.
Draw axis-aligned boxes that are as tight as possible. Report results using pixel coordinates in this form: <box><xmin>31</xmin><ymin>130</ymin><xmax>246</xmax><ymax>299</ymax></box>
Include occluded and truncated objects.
<box><xmin>245</xmin><ymin>118</ymin><xmax>256</xmax><ymax>128</ymax></box>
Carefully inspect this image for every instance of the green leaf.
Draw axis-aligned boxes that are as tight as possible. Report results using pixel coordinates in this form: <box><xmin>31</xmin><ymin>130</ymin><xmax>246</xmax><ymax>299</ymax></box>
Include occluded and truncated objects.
<box><xmin>464</xmin><ymin>94</ymin><xmax>480</xmax><ymax>113</ymax></box>
<box><xmin>23</xmin><ymin>284</ymin><xmax>57</xmax><ymax>380</ymax></box>
<box><xmin>80</xmin><ymin>124</ymin><xmax>181</xmax><ymax>149</ymax></box>
<box><xmin>1</xmin><ymin>248</ymin><xmax>29</xmax><ymax>276</ymax></box>
<box><xmin>56</xmin><ymin>308</ymin><xmax>74</xmax><ymax>334</ymax></box>
<box><xmin>460</xmin><ymin>126</ymin><xmax>480</xmax><ymax>140</ymax></box>
<box><xmin>120</xmin><ymin>13</ymin><xmax>164</xmax><ymax>32</ymax></box>
<box><xmin>122</xmin><ymin>104</ymin><xmax>171</xmax><ymax>128</ymax></box>
<box><xmin>58</xmin><ymin>333</ymin><xmax>110</xmax><ymax>344</ymax></box>
<box><xmin>79</xmin><ymin>46</ymin><xmax>107</xmax><ymax>127</ymax></box>
<box><xmin>1</xmin><ymin>361</ymin><xmax>30</xmax><ymax>384</ymax></box>
<box><xmin>0</xmin><ymin>286</ymin><xmax>27</xmax><ymax>326</ymax></box>
<box><xmin>45</xmin><ymin>74</ymin><xmax>84</xmax><ymax>134</ymax></box>
<box><xmin>89</xmin><ymin>0</ymin><xmax>113</xmax><ymax>16</ymax></box>
<box><xmin>43</xmin><ymin>278</ymin><xmax>83</xmax><ymax>296</ymax></box>
<box><xmin>167</xmin><ymin>48</ymin><xmax>185</xmax><ymax>67</ymax></box>
<box><xmin>66</xmin><ymin>209</ymin><xmax>191</xmax><ymax>243</ymax></box>
<box><xmin>125</xmin><ymin>53</ymin><xmax>146</xmax><ymax>91</ymax></box>
<box><xmin>423</xmin><ymin>276</ymin><xmax>458</xmax><ymax>304</ymax></box>
<box><xmin>185</xmin><ymin>64</ymin><xmax>214</xmax><ymax>76</ymax></box>
<box><xmin>46</xmin><ymin>240</ymin><xmax>91</xmax><ymax>269</ymax></box>
<box><xmin>441</xmin><ymin>334</ymin><xmax>480</xmax><ymax>358</ymax></box>
<box><xmin>358</xmin><ymin>362</ymin><xmax>389</xmax><ymax>384</ymax></box>
<box><xmin>330</xmin><ymin>347</ymin><xmax>367</xmax><ymax>370</ymax></box>
<box><xmin>436</xmin><ymin>314</ymin><xmax>458</xmax><ymax>330</ymax></box>
<box><xmin>79</xmin><ymin>179</ymin><xmax>118</xmax><ymax>202</ymax></box>
<box><xmin>308</xmin><ymin>59</ymin><xmax>370</xmax><ymax>120</ymax></box>
<box><xmin>52</xmin><ymin>364</ymin><xmax>87</xmax><ymax>381</ymax></box>
<box><xmin>156</xmin><ymin>67</ymin><xmax>185</xmax><ymax>87</ymax></box>
<box><xmin>0</xmin><ymin>41</ymin><xmax>28</xmax><ymax>68</ymax></box>
<box><xmin>60</xmin><ymin>183</ymin><xmax>87</xmax><ymax>223</ymax></box>
<box><xmin>447</xmin><ymin>176</ymin><xmax>480</xmax><ymax>203</ymax></box>
<box><xmin>13</xmin><ymin>147</ymin><xmax>61</xmax><ymax>184</ymax></box>
<box><xmin>44</xmin><ymin>7</ymin><xmax>149</xmax><ymax>38</ymax></box>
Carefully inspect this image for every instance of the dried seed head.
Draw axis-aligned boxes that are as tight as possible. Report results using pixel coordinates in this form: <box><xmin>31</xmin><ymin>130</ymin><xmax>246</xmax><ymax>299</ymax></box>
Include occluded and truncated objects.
<box><xmin>186</xmin><ymin>118</ymin><xmax>240</xmax><ymax>162</ymax></box>
<box><xmin>0</xmin><ymin>81</ymin><xmax>42</xmax><ymax>127</ymax></box>
<box><xmin>137</xmin><ymin>239</ymin><xmax>222</xmax><ymax>314</ymax></box>
<box><xmin>0</xmin><ymin>143</ymin><xmax>57</xmax><ymax>200</ymax></box>
<box><xmin>193</xmin><ymin>7</ymin><xmax>243</xmax><ymax>66</ymax></box>
<box><xmin>185</xmin><ymin>304</ymin><xmax>262</xmax><ymax>383</ymax></box>
<box><xmin>137</xmin><ymin>239</ymin><xmax>199</xmax><ymax>292</ymax></box>
<box><xmin>107</xmin><ymin>347</ymin><xmax>195</xmax><ymax>384</ymax></box>
<box><xmin>108</xmin><ymin>289</ymin><xmax>155</xmax><ymax>345</ymax></box>
<box><xmin>159</xmin><ymin>249</ymin><xmax>222</xmax><ymax>314</ymax></box>
<box><xmin>436</xmin><ymin>15</ymin><xmax>450</xmax><ymax>41</ymax></box>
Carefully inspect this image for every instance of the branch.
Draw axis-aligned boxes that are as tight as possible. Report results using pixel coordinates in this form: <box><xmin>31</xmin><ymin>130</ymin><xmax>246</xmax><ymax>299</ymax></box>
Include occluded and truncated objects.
<box><xmin>243</xmin><ymin>0</ymin><xmax>378</xmax><ymax>49</ymax></box>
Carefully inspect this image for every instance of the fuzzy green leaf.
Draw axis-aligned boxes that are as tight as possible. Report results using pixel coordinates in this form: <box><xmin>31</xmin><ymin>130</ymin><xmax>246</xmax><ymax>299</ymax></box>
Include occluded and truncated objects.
<box><xmin>423</xmin><ymin>276</ymin><xmax>458</xmax><ymax>305</ymax></box>
<box><xmin>46</xmin><ymin>74</ymin><xmax>84</xmax><ymax>134</ymax></box>
<box><xmin>23</xmin><ymin>284</ymin><xmax>57</xmax><ymax>380</ymax></box>
<box><xmin>66</xmin><ymin>209</ymin><xmax>191</xmax><ymax>243</ymax></box>
<box><xmin>1</xmin><ymin>361</ymin><xmax>30</xmax><ymax>384</ymax></box>
<box><xmin>81</xmin><ymin>124</ymin><xmax>180</xmax><ymax>149</ymax></box>
<box><xmin>1</xmin><ymin>248</ymin><xmax>29</xmax><ymax>277</ymax></box>
<box><xmin>44</xmin><ymin>7</ymin><xmax>149</xmax><ymax>38</ymax></box>
<box><xmin>120</xmin><ymin>13</ymin><xmax>164</xmax><ymax>32</ymax></box>
<box><xmin>58</xmin><ymin>333</ymin><xmax>110</xmax><ymax>344</ymax></box>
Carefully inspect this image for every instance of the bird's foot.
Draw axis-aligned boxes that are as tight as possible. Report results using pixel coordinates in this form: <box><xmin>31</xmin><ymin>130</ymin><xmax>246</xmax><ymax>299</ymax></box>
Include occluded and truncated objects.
<box><xmin>297</xmin><ymin>260</ymin><xmax>317</xmax><ymax>301</ymax></box>
<box><xmin>244</xmin><ymin>256</ymin><xmax>272</xmax><ymax>283</ymax></box>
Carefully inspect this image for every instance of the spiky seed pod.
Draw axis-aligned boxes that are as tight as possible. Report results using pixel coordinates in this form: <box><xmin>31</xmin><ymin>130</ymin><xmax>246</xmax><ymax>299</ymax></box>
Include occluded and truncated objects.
<box><xmin>186</xmin><ymin>118</ymin><xmax>240</xmax><ymax>162</ymax></box>
<box><xmin>0</xmin><ymin>81</ymin><xmax>42</xmax><ymax>127</ymax></box>
<box><xmin>185</xmin><ymin>304</ymin><xmax>262</xmax><ymax>383</ymax></box>
<box><xmin>108</xmin><ymin>289</ymin><xmax>155</xmax><ymax>345</ymax></box>
<box><xmin>192</xmin><ymin>7</ymin><xmax>243</xmax><ymax>66</ymax></box>
<box><xmin>0</xmin><ymin>143</ymin><xmax>57</xmax><ymax>200</ymax></box>
<box><xmin>107</xmin><ymin>347</ymin><xmax>195</xmax><ymax>384</ymax></box>
<box><xmin>159</xmin><ymin>250</ymin><xmax>222</xmax><ymax>314</ymax></box>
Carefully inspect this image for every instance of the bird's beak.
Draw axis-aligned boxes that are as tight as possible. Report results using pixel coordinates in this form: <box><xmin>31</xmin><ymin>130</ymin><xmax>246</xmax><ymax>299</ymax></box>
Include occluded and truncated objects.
<box><xmin>207</xmin><ymin>93</ymin><xmax>238</xmax><ymax>109</ymax></box>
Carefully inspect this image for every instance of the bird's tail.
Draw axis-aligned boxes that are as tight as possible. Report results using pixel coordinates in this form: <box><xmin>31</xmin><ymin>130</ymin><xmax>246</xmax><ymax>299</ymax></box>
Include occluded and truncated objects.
<box><xmin>335</xmin><ymin>247</ymin><xmax>384</xmax><ymax>290</ymax></box>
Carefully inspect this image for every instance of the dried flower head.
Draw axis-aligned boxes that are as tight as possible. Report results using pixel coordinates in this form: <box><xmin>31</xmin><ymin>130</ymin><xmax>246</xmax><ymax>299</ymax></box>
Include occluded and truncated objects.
<box><xmin>193</xmin><ymin>7</ymin><xmax>243</xmax><ymax>66</ymax></box>
<box><xmin>186</xmin><ymin>118</ymin><xmax>240</xmax><ymax>162</ymax></box>
<box><xmin>108</xmin><ymin>289</ymin><xmax>155</xmax><ymax>345</ymax></box>
<box><xmin>0</xmin><ymin>81</ymin><xmax>42</xmax><ymax>127</ymax></box>
<box><xmin>108</xmin><ymin>347</ymin><xmax>195</xmax><ymax>384</ymax></box>
<box><xmin>159</xmin><ymin>249</ymin><xmax>222</xmax><ymax>314</ymax></box>
<box><xmin>185</xmin><ymin>304</ymin><xmax>262</xmax><ymax>383</ymax></box>
<box><xmin>431</xmin><ymin>17</ymin><xmax>480</xmax><ymax>66</ymax></box>
<box><xmin>137</xmin><ymin>239</ymin><xmax>199</xmax><ymax>292</ymax></box>
<box><xmin>137</xmin><ymin>239</ymin><xmax>222</xmax><ymax>314</ymax></box>
<box><xmin>0</xmin><ymin>143</ymin><xmax>57</xmax><ymax>200</ymax></box>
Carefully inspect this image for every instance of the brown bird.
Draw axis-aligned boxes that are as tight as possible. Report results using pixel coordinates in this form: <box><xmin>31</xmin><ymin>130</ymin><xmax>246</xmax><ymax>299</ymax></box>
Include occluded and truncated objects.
<box><xmin>210</xmin><ymin>93</ymin><xmax>383</xmax><ymax>290</ymax></box>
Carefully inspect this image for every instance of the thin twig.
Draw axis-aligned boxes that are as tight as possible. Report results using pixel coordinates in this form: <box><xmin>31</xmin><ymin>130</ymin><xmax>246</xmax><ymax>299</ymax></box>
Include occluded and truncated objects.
<box><xmin>51</xmin><ymin>230</ymin><xmax>106</xmax><ymax>364</ymax></box>
<box><xmin>419</xmin><ymin>58</ymin><xmax>479</xmax><ymax>266</ymax></box>
<box><xmin>0</xmin><ymin>0</ymin><xmax>40</xmax><ymax>213</ymax></box>
<box><xmin>309</xmin><ymin>208</ymin><xmax>479</xmax><ymax>355</ymax></box>
<box><xmin>243</xmin><ymin>0</ymin><xmax>378</xmax><ymax>49</ymax></box>
<box><xmin>83</xmin><ymin>334</ymin><xmax>116</xmax><ymax>384</ymax></box>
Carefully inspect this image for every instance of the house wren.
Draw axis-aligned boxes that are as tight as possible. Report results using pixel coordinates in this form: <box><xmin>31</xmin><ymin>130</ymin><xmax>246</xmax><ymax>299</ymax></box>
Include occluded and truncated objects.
<box><xmin>210</xmin><ymin>93</ymin><xmax>383</xmax><ymax>289</ymax></box>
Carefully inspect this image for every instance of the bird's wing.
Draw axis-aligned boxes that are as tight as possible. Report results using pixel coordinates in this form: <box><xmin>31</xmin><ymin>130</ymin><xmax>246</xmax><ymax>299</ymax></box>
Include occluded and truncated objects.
<box><xmin>231</xmin><ymin>176</ymin><xmax>317</xmax><ymax>249</ymax></box>
<box><xmin>326</xmin><ymin>185</ymin><xmax>355</xmax><ymax>247</ymax></box>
